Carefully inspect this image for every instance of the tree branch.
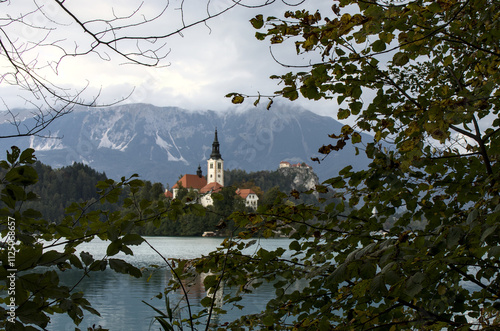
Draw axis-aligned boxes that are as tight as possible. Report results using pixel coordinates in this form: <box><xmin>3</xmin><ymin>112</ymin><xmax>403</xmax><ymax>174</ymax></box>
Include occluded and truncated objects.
<box><xmin>449</xmin><ymin>264</ymin><xmax>497</xmax><ymax>296</ymax></box>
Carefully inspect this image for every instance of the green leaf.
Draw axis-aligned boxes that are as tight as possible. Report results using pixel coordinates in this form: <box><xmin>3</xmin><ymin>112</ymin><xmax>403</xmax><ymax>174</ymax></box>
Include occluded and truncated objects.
<box><xmin>107</xmin><ymin>240</ymin><xmax>121</xmax><ymax>256</ymax></box>
<box><xmin>5</xmin><ymin>166</ymin><xmax>38</xmax><ymax>185</ymax></box>
<box><xmin>143</xmin><ymin>300</ymin><xmax>174</xmax><ymax>331</ymax></box>
<box><xmin>370</xmin><ymin>274</ymin><xmax>388</xmax><ymax>296</ymax></box>
<box><xmin>443</xmin><ymin>55</ymin><xmax>453</xmax><ymax>67</ymax></box>
<box><xmin>3</xmin><ymin>184</ymin><xmax>27</xmax><ymax>202</ymax></box>
<box><xmin>19</xmin><ymin>148</ymin><xmax>37</xmax><ymax>164</ymax></box>
<box><xmin>122</xmin><ymin>234</ymin><xmax>144</xmax><ymax>246</ymax></box>
<box><xmin>232</xmin><ymin>95</ymin><xmax>245</xmax><ymax>104</ymax></box>
<box><xmin>351</xmin><ymin>132</ymin><xmax>362</xmax><ymax>144</ymax></box>
<box><xmin>22</xmin><ymin>208</ymin><xmax>42</xmax><ymax>218</ymax></box>
<box><xmin>283</xmin><ymin>86</ymin><xmax>299</xmax><ymax>100</ymax></box>
<box><xmin>351</xmin><ymin>85</ymin><xmax>362</xmax><ymax>99</ymax></box>
<box><xmin>203</xmin><ymin>274</ymin><xmax>218</xmax><ymax>289</ymax></box>
<box><xmin>349</xmin><ymin>101</ymin><xmax>363</xmax><ymax>115</ymax></box>
<box><xmin>467</xmin><ymin>209</ymin><xmax>479</xmax><ymax>223</ymax></box>
<box><xmin>328</xmin><ymin>264</ymin><xmax>347</xmax><ymax>284</ymax></box>
<box><xmin>250</xmin><ymin>15</ymin><xmax>264</xmax><ymax>29</ymax></box>
<box><xmin>289</xmin><ymin>240</ymin><xmax>301</xmax><ymax>251</ymax></box>
<box><xmin>200</xmin><ymin>296</ymin><xmax>213</xmax><ymax>308</ymax></box>
<box><xmin>262</xmin><ymin>314</ymin><xmax>275</xmax><ymax>326</ymax></box>
<box><xmin>393</xmin><ymin>52</ymin><xmax>409</xmax><ymax>66</ymax></box>
<box><xmin>7</xmin><ymin>146</ymin><xmax>21</xmax><ymax>164</ymax></box>
<box><xmin>480</xmin><ymin>225</ymin><xmax>497</xmax><ymax>242</ymax></box>
<box><xmin>255</xmin><ymin>32</ymin><xmax>267</xmax><ymax>40</ymax></box>
<box><xmin>39</xmin><ymin>250</ymin><xmax>67</xmax><ymax>266</ymax></box>
<box><xmin>109</xmin><ymin>259</ymin><xmax>142</xmax><ymax>277</ymax></box>
<box><xmin>69</xmin><ymin>254</ymin><xmax>83</xmax><ymax>269</ymax></box>
<box><xmin>80</xmin><ymin>253</ymin><xmax>96</xmax><ymax>268</ymax></box>
<box><xmin>337</xmin><ymin>108</ymin><xmax>350</xmax><ymax>120</ymax></box>
<box><xmin>489</xmin><ymin>246</ymin><xmax>500</xmax><ymax>258</ymax></box>
<box><xmin>447</xmin><ymin>227</ymin><xmax>463</xmax><ymax>248</ymax></box>
<box><xmin>372</xmin><ymin>39</ymin><xmax>386</xmax><ymax>52</ymax></box>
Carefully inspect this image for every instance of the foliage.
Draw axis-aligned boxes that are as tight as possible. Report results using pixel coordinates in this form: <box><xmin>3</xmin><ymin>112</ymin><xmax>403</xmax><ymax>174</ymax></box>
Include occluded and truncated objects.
<box><xmin>226</xmin><ymin>168</ymin><xmax>307</xmax><ymax>195</ymax></box>
<box><xmin>137</xmin><ymin>186</ymin><xmax>246</xmax><ymax>237</ymax></box>
<box><xmin>137</xmin><ymin>167</ymin><xmax>328</xmax><ymax>236</ymax></box>
<box><xmin>225</xmin><ymin>168</ymin><xmax>324</xmax><ymax>206</ymax></box>
<box><xmin>0</xmin><ymin>147</ymin><xmax>203</xmax><ymax>330</ymax></box>
<box><xmin>14</xmin><ymin>162</ymin><xmax>112</xmax><ymax>222</ymax></box>
<box><xmin>200</xmin><ymin>0</ymin><xmax>500</xmax><ymax>329</ymax></box>
<box><xmin>5</xmin><ymin>158</ymin><xmax>328</xmax><ymax>238</ymax></box>
<box><xmin>2</xmin><ymin>0</ymin><xmax>500</xmax><ymax>329</ymax></box>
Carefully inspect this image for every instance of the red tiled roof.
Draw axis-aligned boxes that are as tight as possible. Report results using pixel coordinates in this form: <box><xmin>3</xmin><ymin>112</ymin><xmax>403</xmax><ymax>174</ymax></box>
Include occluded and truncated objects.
<box><xmin>164</xmin><ymin>190</ymin><xmax>173</xmax><ymax>198</ymax></box>
<box><xmin>236</xmin><ymin>188</ymin><xmax>256</xmax><ymax>199</ymax></box>
<box><xmin>172</xmin><ymin>174</ymin><xmax>207</xmax><ymax>190</ymax></box>
<box><xmin>200</xmin><ymin>182</ymin><xmax>223</xmax><ymax>194</ymax></box>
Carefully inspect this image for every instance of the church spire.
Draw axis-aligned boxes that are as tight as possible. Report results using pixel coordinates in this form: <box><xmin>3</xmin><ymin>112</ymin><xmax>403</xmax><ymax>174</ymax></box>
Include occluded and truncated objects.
<box><xmin>207</xmin><ymin>128</ymin><xmax>224</xmax><ymax>186</ymax></box>
<box><xmin>196</xmin><ymin>164</ymin><xmax>203</xmax><ymax>178</ymax></box>
<box><xmin>210</xmin><ymin>128</ymin><xmax>222</xmax><ymax>160</ymax></box>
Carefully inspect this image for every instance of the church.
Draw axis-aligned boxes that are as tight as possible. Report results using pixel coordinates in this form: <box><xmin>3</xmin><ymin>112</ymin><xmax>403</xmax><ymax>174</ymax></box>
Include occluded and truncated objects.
<box><xmin>165</xmin><ymin>129</ymin><xmax>258</xmax><ymax>209</ymax></box>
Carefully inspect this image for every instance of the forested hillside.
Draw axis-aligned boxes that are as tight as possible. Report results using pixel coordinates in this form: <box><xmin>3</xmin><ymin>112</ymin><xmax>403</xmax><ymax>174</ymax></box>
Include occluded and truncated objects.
<box><xmin>22</xmin><ymin>162</ymin><xmax>113</xmax><ymax>222</ymax></box>
<box><xmin>225</xmin><ymin>166</ymin><xmax>321</xmax><ymax>205</ymax></box>
<box><xmin>226</xmin><ymin>168</ymin><xmax>305</xmax><ymax>193</ymax></box>
<box><xmin>6</xmin><ymin>162</ymin><xmax>327</xmax><ymax>236</ymax></box>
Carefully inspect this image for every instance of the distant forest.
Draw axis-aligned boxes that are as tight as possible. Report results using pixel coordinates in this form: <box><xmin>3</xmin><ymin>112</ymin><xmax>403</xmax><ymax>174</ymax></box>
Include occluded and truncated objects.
<box><xmin>225</xmin><ymin>168</ymin><xmax>312</xmax><ymax>195</ymax></box>
<box><xmin>24</xmin><ymin>162</ymin><xmax>115</xmax><ymax>221</ymax></box>
<box><xmin>7</xmin><ymin>162</ymin><xmax>331</xmax><ymax>236</ymax></box>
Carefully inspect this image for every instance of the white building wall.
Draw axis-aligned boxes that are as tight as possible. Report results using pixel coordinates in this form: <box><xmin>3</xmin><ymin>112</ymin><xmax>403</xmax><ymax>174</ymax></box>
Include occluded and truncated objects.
<box><xmin>200</xmin><ymin>194</ymin><xmax>214</xmax><ymax>207</ymax></box>
<box><xmin>207</xmin><ymin>159</ymin><xmax>224</xmax><ymax>186</ymax></box>
<box><xmin>245</xmin><ymin>194</ymin><xmax>259</xmax><ymax>210</ymax></box>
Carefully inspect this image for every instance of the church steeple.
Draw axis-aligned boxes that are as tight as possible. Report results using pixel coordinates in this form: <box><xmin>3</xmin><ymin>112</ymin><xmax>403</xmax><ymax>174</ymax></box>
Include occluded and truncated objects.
<box><xmin>207</xmin><ymin>128</ymin><xmax>224</xmax><ymax>186</ymax></box>
<box><xmin>196</xmin><ymin>164</ymin><xmax>203</xmax><ymax>178</ymax></box>
<box><xmin>210</xmin><ymin>128</ymin><xmax>222</xmax><ymax>160</ymax></box>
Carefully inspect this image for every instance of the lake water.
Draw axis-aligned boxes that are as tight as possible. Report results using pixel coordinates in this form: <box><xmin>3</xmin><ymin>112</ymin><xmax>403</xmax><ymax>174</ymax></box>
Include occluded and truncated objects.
<box><xmin>47</xmin><ymin>237</ymin><xmax>294</xmax><ymax>330</ymax></box>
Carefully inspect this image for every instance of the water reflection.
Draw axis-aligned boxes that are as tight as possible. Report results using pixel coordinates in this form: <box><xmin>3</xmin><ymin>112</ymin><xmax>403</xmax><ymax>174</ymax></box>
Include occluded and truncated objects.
<box><xmin>47</xmin><ymin>237</ymin><xmax>294</xmax><ymax>330</ymax></box>
<box><xmin>51</xmin><ymin>268</ymin><xmax>166</xmax><ymax>330</ymax></box>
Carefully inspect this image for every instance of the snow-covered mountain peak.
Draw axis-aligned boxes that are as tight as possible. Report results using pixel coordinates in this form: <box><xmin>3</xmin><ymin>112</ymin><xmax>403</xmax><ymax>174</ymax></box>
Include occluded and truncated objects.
<box><xmin>0</xmin><ymin>103</ymin><xmax>370</xmax><ymax>184</ymax></box>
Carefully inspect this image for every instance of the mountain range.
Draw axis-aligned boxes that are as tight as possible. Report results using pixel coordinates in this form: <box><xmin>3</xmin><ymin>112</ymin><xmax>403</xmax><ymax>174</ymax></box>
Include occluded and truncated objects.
<box><xmin>0</xmin><ymin>103</ymin><xmax>372</xmax><ymax>186</ymax></box>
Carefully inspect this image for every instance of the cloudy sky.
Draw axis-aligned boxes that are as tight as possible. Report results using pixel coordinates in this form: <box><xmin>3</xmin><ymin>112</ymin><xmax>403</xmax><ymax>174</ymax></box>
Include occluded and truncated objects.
<box><xmin>0</xmin><ymin>0</ymin><xmax>338</xmax><ymax>117</ymax></box>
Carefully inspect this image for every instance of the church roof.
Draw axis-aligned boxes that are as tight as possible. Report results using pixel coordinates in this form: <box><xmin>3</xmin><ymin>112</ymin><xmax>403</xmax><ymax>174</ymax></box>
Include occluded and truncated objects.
<box><xmin>200</xmin><ymin>182</ymin><xmax>223</xmax><ymax>194</ymax></box>
<box><xmin>236</xmin><ymin>188</ymin><xmax>257</xmax><ymax>199</ymax></box>
<box><xmin>172</xmin><ymin>174</ymin><xmax>207</xmax><ymax>190</ymax></box>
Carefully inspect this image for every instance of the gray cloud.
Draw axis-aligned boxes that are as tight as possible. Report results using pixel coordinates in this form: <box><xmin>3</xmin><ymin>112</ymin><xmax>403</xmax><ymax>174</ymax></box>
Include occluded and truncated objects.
<box><xmin>0</xmin><ymin>1</ymin><xmax>338</xmax><ymax>117</ymax></box>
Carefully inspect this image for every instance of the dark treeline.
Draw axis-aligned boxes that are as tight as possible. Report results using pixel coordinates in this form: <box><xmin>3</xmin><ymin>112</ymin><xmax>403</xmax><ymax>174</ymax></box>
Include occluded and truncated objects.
<box><xmin>25</xmin><ymin>162</ymin><xmax>114</xmax><ymax>222</ymax></box>
<box><xmin>225</xmin><ymin>168</ymin><xmax>321</xmax><ymax>205</ymax></box>
<box><xmin>135</xmin><ymin>185</ymin><xmax>245</xmax><ymax>237</ymax></box>
<box><xmin>226</xmin><ymin>168</ymin><xmax>299</xmax><ymax>193</ymax></box>
<box><xmin>7</xmin><ymin>162</ymin><xmax>330</xmax><ymax>236</ymax></box>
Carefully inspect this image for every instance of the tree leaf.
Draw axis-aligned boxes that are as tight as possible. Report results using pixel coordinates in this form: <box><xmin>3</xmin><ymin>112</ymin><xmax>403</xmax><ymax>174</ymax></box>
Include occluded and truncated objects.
<box><xmin>250</xmin><ymin>15</ymin><xmax>264</xmax><ymax>29</ymax></box>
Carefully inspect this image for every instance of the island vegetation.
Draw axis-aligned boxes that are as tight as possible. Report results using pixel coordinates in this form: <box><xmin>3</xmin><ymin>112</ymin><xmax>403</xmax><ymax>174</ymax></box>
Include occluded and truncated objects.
<box><xmin>7</xmin><ymin>162</ymin><xmax>324</xmax><ymax>237</ymax></box>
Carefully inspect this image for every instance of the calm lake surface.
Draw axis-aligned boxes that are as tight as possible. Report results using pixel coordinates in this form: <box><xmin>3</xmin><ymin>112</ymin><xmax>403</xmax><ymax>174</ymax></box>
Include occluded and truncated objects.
<box><xmin>48</xmin><ymin>237</ymin><xmax>294</xmax><ymax>330</ymax></box>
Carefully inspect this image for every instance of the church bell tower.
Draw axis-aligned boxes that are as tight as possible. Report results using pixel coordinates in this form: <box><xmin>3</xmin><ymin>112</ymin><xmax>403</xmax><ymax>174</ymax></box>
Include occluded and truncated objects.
<box><xmin>207</xmin><ymin>129</ymin><xmax>224</xmax><ymax>186</ymax></box>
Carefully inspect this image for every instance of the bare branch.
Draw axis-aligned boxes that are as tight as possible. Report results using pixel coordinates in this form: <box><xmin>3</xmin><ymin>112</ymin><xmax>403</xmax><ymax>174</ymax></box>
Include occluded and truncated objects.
<box><xmin>0</xmin><ymin>0</ymin><xmax>276</xmax><ymax>138</ymax></box>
